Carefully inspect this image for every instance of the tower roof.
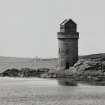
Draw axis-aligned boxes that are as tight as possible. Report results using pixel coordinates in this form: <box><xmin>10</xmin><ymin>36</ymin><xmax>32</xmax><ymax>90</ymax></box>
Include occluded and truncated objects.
<box><xmin>60</xmin><ymin>19</ymin><xmax>77</xmax><ymax>33</ymax></box>
<box><xmin>60</xmin><ymin>19</ymin><xmax>76</xmax><ymax>26</ymax></box>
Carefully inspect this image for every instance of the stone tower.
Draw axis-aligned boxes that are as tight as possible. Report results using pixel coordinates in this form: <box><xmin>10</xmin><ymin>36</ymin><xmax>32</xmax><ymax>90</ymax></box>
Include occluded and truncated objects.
<box><xmin>57</xmin><ymin>19</ymin><xmax>79</xmax><ymax>70</ymax></box>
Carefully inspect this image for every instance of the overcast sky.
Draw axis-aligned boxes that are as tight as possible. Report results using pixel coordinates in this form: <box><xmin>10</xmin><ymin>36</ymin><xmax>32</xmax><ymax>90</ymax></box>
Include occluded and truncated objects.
<box><xmin>0</xmin><ymin>0</ymin><xmax>105</xmax><ymax>58</ymax></box>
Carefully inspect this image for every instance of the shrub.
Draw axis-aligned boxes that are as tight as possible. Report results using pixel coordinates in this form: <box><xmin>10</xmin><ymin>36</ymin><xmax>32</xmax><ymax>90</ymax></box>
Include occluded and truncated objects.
<box><xmin>2</xmin><ymin>68</ymin><xmax>20</xmax><ymax>77</ymax></box>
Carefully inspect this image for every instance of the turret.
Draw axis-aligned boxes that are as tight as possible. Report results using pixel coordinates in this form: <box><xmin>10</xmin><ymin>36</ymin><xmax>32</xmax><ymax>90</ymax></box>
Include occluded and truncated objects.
<box><xmin>57</xmin><ymin>19</ymin><xmax>79</xmax><ymax>70</ymax></box>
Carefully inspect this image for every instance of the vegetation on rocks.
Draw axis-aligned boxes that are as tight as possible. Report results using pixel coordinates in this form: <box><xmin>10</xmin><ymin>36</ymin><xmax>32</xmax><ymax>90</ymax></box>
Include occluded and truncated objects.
<box><xmin>1</xmin><ymin>68</ymin><xmax>50</xmax><ymax>77</ymax></box>
<box><xmin>58</xmin><ymin>53</ymin><xmax>105</xmax><ymax>83</ymax></box>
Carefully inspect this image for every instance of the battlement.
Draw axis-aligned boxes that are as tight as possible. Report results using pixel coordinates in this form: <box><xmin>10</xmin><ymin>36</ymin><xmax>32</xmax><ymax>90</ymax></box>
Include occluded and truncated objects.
<box><xmin>57</xmin><ymin>32</ymin><xmax>79</xmax><ymax>39</ymax></box>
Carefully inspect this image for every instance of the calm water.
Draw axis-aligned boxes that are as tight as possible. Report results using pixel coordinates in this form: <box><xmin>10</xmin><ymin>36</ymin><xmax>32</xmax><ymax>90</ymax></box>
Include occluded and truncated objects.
<box><xmin>0</xmin><ymin>77</ymin><xmax>105</xmax><ymax>105</ymax></box>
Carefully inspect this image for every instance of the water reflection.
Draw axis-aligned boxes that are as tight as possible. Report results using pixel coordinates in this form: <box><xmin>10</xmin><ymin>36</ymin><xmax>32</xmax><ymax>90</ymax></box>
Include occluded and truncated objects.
<box><xmin>57</xmin><ymin>78</ymin><xmax>105</xmax><ymax>86</ymax></box>
<box><xmin>57</xmin><ymin>78</ymin><xmax>77</xmax><ymax>86</ymax></box>
<box><xmin>79</xmin><ymin>81</ymin><xmax>105</xmax><ymax>86</ymax></box>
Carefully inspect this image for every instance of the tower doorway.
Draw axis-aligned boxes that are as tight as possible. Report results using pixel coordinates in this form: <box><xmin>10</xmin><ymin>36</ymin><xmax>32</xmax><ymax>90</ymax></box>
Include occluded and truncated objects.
<box><xmin>65</xmin><ymin>62</ymin><xmax>69</xmax><ymax>69</ymax></box>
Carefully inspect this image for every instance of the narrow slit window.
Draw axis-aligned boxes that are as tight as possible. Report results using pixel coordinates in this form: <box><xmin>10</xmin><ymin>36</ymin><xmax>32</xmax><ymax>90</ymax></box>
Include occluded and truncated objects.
<box><xmin>59</xmin><ymin>48</ymin><xmax>60</xmax><ymax>54</ymax></box>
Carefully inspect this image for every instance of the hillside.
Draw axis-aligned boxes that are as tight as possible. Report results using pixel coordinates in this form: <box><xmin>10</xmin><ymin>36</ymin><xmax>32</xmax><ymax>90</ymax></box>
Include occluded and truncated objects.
<box><xmin>79</xmin><ymin>53</ymin><xmax>105</xmax><ymax>60</ymax></box>
<box><xmin>0</xmin><ymin>56</ymin><xmax>58</xmax><ymax>73</ymax></box>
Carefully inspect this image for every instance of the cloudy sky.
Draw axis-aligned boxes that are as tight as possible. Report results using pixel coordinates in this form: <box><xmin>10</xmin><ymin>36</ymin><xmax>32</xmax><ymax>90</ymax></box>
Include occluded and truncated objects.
<box><xmin>0</xmin><ymin>0</ymin><xmax>105</xmax><ymax>58</ymax></box>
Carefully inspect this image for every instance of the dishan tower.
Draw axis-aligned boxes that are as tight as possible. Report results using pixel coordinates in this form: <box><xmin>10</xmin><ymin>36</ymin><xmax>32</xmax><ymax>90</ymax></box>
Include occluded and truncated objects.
<box><xmin>57</xmin><ymin>19</ymin><xmax>79</xmax><ymax>70</ymax></box>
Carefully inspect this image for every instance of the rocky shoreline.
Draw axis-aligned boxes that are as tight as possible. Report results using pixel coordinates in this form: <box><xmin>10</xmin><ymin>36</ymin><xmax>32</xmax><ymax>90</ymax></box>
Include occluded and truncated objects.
<box><xmin>1</xmin><ymin>53</ymin><xmax>105</xmax><ymax>85</ymax></box>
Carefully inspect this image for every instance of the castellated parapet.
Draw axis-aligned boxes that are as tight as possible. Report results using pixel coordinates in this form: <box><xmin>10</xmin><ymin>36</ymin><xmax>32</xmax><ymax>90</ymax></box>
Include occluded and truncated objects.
<box><xmin>57</xmin><ymin>19</ymin><xmax>79</xmax><ymax>70</ymax></box>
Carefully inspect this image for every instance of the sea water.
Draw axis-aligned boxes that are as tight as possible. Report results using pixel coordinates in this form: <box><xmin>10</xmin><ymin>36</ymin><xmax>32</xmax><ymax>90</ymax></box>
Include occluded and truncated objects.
<box><xmin>0</xmin><ymin>77</ymin><xmax>105</xmax><ymax>105</ymax></box>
